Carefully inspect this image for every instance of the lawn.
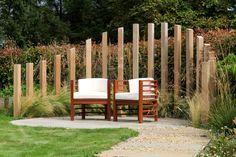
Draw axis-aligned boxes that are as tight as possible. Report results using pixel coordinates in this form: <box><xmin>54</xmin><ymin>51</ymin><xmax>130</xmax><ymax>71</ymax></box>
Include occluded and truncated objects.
<box><xmin>0</xmin><ymin>114</ymin><xmax>138</xmax><ymax>157</ymax></box>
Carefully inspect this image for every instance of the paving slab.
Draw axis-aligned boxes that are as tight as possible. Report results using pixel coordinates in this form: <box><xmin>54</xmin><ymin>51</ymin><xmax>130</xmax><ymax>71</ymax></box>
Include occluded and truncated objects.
<box><xmin>11</xmin><ymin>116</ymin><xmax>187</xmax><ymax>129</ymax></box>
<box><xmin>11</xmin><ymin>116</ymin><xmax>209</xmax><ymax>157</ymax></box>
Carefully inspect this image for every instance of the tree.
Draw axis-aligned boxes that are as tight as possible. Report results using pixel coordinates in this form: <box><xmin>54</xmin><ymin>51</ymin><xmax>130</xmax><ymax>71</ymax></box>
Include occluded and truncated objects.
<box><xmin>0</xmin><ymin>0</ymin><xmax>69</xmax><ymax>47</ymax></box>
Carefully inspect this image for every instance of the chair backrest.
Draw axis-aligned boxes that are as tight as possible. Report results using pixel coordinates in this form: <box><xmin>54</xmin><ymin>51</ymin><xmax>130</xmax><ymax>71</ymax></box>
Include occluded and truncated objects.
<box><xmin>78</xmin><ymin>78</ymin><xmax>108</xmax><ymax>92</ymax></box>
<box><xmin>128</xmin><ymin>78</ymin><xmax>154</xmax><ymax>93</ymax></box>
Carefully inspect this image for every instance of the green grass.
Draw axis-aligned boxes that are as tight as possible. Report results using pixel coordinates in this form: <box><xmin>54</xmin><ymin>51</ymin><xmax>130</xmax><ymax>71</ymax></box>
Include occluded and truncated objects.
<box><xmin>0</xmin><ymin>114</ymin><xmax>138</xmax><ymax>157</ymax></box>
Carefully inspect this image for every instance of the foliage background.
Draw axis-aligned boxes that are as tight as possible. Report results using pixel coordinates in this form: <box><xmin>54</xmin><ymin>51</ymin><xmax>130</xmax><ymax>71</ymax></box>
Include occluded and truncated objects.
<box><xmin>0</xmin><ymin>0</ymin><xmax>236</xmax><ymax>47</ymax></box>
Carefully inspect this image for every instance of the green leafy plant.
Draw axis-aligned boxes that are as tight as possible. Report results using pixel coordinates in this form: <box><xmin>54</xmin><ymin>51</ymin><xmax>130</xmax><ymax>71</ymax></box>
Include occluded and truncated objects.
<box><xmin>197</xmin><ymin>127</ymin><xmax>236</xmax><ymax>157</ymax></box>
<box><xmin>218</xmin><ymin>53</ymin><xmax>236</xmax><ymax>96</ymax></box>
<box><xmin>208</xmin><ymin>54</ymin><xmax>236</xmax><ymax>131</ymax></box>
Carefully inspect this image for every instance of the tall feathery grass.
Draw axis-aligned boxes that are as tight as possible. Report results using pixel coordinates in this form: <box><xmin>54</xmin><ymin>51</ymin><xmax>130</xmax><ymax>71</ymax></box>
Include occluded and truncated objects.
<box><xmin>187</xmin><ymin>92</ymin><xmax>204</xmax><ymax>127</ymax></box>
<box><xmin>20</xmin><ymin>86</ymin><xmax>70</xmax><ymax>118</ymax></box>
<box><xmin>208</xmin><ymin>54</ymin><xmax>236</xmax><ymax>131</ymax></box>
<box><xmin>188</xmin><ymin>54</ymin><xmax>236</xmax><ymax>129</ymax></box>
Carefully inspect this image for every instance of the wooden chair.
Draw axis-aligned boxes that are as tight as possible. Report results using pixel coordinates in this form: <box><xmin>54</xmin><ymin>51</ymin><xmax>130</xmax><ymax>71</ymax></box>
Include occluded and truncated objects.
<box><xmin>70</xmin><ymin>78</ymin><xmax>111</xmax><ymax>121</ymax></box>
<box><xmin>113</xmin><ymin>78</ymin><xmax>159</xmax><ymax>123</ymax></box>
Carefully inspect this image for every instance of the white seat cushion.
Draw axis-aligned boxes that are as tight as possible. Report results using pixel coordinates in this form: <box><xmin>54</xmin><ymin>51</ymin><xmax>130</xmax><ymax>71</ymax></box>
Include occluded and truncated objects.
<box><xmin>128</xmin><ymin>78</ymin><xmax>154</xmax><ymax>93</ymax></box>
<box><xmin>115</xmin><ymin>92</ymin><xmax>156</xmax><ymax>100</ymax></box>
<box><xmin>78</xmin><ymin>78</ymin><xmax>107</xmax><ymax>92</ymax></box>
<box><xmin>74</xmin><ymin>92</ymin><xmax>107</xmax><ymax>99</ymax></box>
<box><xmin>116</xmin><ymin>92</ymin><xmax>139</xmax><ymax>100</ymax></box>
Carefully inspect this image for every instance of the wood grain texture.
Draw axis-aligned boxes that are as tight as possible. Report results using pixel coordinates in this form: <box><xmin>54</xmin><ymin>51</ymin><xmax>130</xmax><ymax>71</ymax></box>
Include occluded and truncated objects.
<box><xmin>54</xmin><ymin>55</ymin><xmax>61</xmax><ymax>95</ymax></box>
<box><xmin>204</xmin><ymin>44</ymin><xmax>210</xmax><ymax>62</ymax></box>
<box><xmin>26</xmin><ymin>63</ymin><xmax>33</xmax><ymax>97</ymax></box>
<box><xmin>133</xmin><ymin>24</ymin><xmax>139</xmax><ymax>79</ymax></box>
<box><xmin>196</xmin><ymin>36</ymin><xmax>204</xmax><ymax>92</ymax></box>
<box><xmin>174</xmin><ymin>25</ymin><xmax>181</xmax><ymax>100</ymax></box>
<box><xmin>118</xmin><ymin>27</ymin><xmax>124</xmax><ymax>80</ymax></box>
<box><xmin>14</xmin><ymin>64</ymin><xmax>21</xmax><ymax>117</ymax></box>
<box><xmin>148</xmin><ymin>23</ymin><xmax>154</xmax><ymax>78</ymax></box>
<box><xmin>102</xmin><ymin>32</ymin><xmax>108</xmax><ymax>78</ymax></box>
<box><xmin>186</xmin><ymin>29</ymin><xmax>194</xmax><ymax>97</ymax></box>
<box><xmin>86</xmin><ymin>39</ymin><xmax>92</xmax><ymax>78</ymax></box>
<box><xmin>40</xmin><ymin>60</ymin><xmax>47</xmax><ymax>96</ymax></box>
<box><xmin>161</xmin><ymin>22</ymin><xmax>168</xmax><ymax>101</ymax></box>
<box><xmin>201</xmin><ymin>61</ymin><xmax>210</xmax><ymax>122</ymax></box>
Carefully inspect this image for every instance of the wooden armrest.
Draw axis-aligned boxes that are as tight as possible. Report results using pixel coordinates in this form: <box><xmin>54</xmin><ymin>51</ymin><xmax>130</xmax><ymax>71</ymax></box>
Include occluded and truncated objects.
<box><xmin>139</xmin><ymin>80</ymin><xmax>159</xmax><ymax>100</ymax></box>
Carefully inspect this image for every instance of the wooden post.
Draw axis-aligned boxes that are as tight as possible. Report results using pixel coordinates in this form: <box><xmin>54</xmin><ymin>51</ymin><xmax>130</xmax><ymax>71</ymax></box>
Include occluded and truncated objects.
<box><xmin>161</xmin><ymin>22</ymin><xmax>168</xmax><ymax>101</ymax></box>
<box><xmin>133</xmin><ymin>24</ymin><xmax>139</xmax><ymax>79</ymax></box>
<box><xmin>209</xmin><ymin>51</ymin><xmax>216</xmax><ymax>98</ymax></box>
<box><xmin>201</xmin><ymin>61</ymin><xmax>210</xmax><ymax>122</ymax></box>
<box><xmin>26</xmin><ymin>63</ymin><xmax>33</xmax><ymax>97</ymax></box>
<box><xmin>186</xmin><ymin>29</ymin><xmax>194</xmax><ymax>97</ymax></box>
<box><xmin>55</xmin><ymin>55</ymin><xmax>61</xmax><ymax>95</ymax></box>
<box><xmin>148</xmin><ymin>23</ymin><xmax>154</xmax><ymax>78</ymax></box>
<box><xmin>68</xmin><ymin>47</ymin><xmax>76</xmax><ymax>81</ymax></box>
<box><xmin>102</xmin><ymin>32</ymin><xmax>108</xmax><ymax>78</ymax></box>
<box><xmin>196</xmin><ymin>36</ymin><xmax>204</xmax><ymax>92</ymax></box>
<box><xmin>13</xmin><ymin>64</ymin><xmax>21</xmax><ymax>117</ymax></box>
<box><xmin>118</xmin><ymin>27</ymin><xmax>124</xmax><ymax>80</ymax></box>
<box><xmin>40</xmin><ymin>60</ymin><xmax>47</xmax><ymax>96</ymax></box>
<box><xmin>86</xmin><ymin>39</ymin><xmax>92</xmax><ymax>78</ymax></box>
<box><xmin>174</xmin><ymin>25</ymin><xmax>181</xmax><ymax>100</ymax></box>
<box><xmin>204</xmin><ymin>44</ymin><xmax>210</xmax><ymax>62</ymax></box>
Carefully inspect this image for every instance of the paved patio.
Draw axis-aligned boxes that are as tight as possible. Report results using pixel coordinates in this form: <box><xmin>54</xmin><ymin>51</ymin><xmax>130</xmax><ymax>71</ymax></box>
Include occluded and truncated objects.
<box><xmin>11</xmin><ymin>116</ymin><xmax>209</xmax><ymax>157</ymax></box>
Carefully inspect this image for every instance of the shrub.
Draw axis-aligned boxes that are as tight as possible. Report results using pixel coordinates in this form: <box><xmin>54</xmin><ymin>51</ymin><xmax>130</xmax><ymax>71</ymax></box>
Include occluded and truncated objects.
<box><xmin>197</xmin><ymin>128</ymin><xmax>236</xmax><ymax>157</ymax></box>
<box><xmin>209</xmin><ymin>96</ymin><xmax>236</xmax><ymax>131</ymax></box>
<box><xmin>208</xmin><ymin>54</ymin><xmax>236</xmax><ymax>131</ymax></box>
<box><xmin>218</xmin><ymin>53</ymin><xmax>236</xmax><ymax>96</ymax></box>
<box><xmin>20</xmin><ymin>86</ymin><xmax>70</xmax><ymax>118</ymax></box>
<box><xmin>158</xmin><ymin>93</ymin><xmax>189</xmax><ymax>119</ymax></box>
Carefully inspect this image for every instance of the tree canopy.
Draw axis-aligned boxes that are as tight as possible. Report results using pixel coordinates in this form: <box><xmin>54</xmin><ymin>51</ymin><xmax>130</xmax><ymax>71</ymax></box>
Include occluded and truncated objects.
<box><xmin>0</xmin><ymin>0</ymin><xmax>235</xmax><ymax>47</ymax></box>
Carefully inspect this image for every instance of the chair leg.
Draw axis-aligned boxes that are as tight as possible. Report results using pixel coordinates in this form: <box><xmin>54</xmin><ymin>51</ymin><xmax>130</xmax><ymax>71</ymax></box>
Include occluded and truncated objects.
<box><xmin>70</xmin><ymin>102</ymin><xmax>74</xmax><ymax>121</ymax></box>
<box><xmin>104</xmin><ymin>105</ymin><xmax>107</xmax><ymax>120</ymax></box>
<box><xmin>154</xmin><ymin>101</ymin><xmax>158</xmax><ymax>122</ymax></box>
<box><xmin>113</xmin><ymin>101</ymin><xmax>117</xmax><ymax>121</ymax></box>
<box><xmin>82</xmin><ymin>104</ymin><xmax>85</xmax><ymax>120</ymax></box>
<box><xmin>106</xmin><ymin>104</ymin><xmax>111</xmax><ymax>121</ymax></box>
<box><xmin>138</xmin><ymin>101</ymin><xmax>143</xmax><ymax>123</ymax></box>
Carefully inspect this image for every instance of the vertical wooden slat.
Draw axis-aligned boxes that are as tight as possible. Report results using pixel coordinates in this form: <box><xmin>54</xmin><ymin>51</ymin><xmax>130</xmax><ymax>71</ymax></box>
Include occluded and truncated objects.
<box><xmin>186</xmin><ymin>29</ymin><xmax>194</xmax><ymax>97</ymax></box>
<box><xmin>102</xmin><ymin>32</ymin><xmax>108</xmax><ymax>78</ymax></box>
<box><xmin>209</xmin><ymin>51</ymin><xmax>216</xmax><ymax>97</ymax></box>
<box><xmin>201</xmin><ymin>61</ymin><xmax>210</xmax><ymax>122</ymax></box>
<box><xmin>174</xmin><ymin>25</ymin><xmax>181</xmax><ymax>100</ymax></box>
<box><xmin>118</xmin><ymin>27</ymin><xmax>124</xmax><ymax>80</ymax></box>
<box><xmin>86</xmin><ymin>39</ymin><xmax>92</xmax><ymax>78</ymax></box>
<box><xmin>26</xmin><ymin>63</ymin><xmax>33</xmax><ymax>97</ymax></box>
<box><xmin>148</xmin><ymin>23</ymin><xmax>154</xmax><ymax>78</ymax></box>
<box><xmin>55</xmin><ymin>55</ymin><xmax>61</xmax><ymax>95</ymax></box>
<box><xmin>208</xmin><ymin>50</ymin><xmax>216</xmax><ymax>60</ymax></box>
<box><xmin>40</xmin><ymin>60</ymin><xmax>47</xmax><ymax>96</ymax></box>
<box><xmin>204</xmin><ymin>44</ymin><xmax>210</xmax><ymax>62</ymax></box>
<box><xmin>13</xmin><ymin>64</ymin><xmax>21</xmax><ymax>117</ymax></box>
<box><xmin>133</xmin><ymin>24</ymin><xmax>139</xmax><ymax>79</ymax></box>
<box><xmin>196</xmin><ymin>36</ymin><xmax>204</xmax><ymax>92</ymax></box>
<box><xmin>161</xmin><ymin>22</ymin><xmax>168</xmax><ymax>101</ymax></box>
<box><xmin>68</xmin><ymin>48</ymin><xmax>76</xmax><ymax>82</ymax></box>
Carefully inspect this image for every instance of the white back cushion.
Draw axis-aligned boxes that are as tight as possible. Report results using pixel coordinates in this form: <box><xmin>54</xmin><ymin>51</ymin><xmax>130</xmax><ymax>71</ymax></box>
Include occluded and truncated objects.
<box><xmin>78</xmin><ymin>78</ymin><xmax>108</xmax><ymax>92</ymax></box>
<box><xmin>128</xmin><ymin>78</ymin><xmax>154</xmax><ymax>93</ymax></box>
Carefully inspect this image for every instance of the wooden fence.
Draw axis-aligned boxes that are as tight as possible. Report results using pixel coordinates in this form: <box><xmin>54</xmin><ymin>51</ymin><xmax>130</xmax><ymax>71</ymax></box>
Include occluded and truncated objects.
<box><xmin>13</xmin><ymin>22</ymin><xmax>216</xmax><ymax>118</ymax></box>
